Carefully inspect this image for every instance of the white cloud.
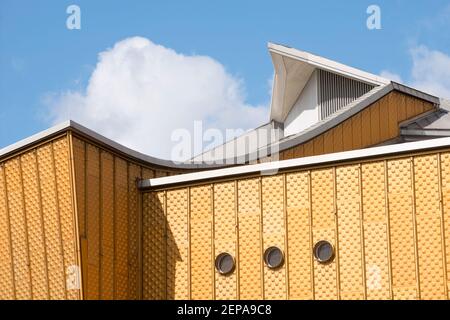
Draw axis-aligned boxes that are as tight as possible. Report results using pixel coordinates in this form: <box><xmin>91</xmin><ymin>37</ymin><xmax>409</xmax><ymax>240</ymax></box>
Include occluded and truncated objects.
<box><xmin>46</xmin><ymin>37</ymin><xmax>269</xmax><ymax>159</ymax></box>
<box><xmin>409</xmin><ymin>46</ymin><xmax>450</xmax><ymax>98</ymax></box>
<box><xmin>380</xmin><ymin>45</ymin><xmax>450</xmax><ymax>98</ymax></box>
<box><xmin>379</xmin><ymin>70</ymin><xmax>403</xmax><ymax>83</ymax></box>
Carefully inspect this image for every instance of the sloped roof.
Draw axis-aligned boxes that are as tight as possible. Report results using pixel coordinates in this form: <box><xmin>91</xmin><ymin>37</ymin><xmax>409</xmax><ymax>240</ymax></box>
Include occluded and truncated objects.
<box><xmin>0</xmin><ymin>120</ymin><xmax>225</xmax><ymax>170</ymax></box>
<box><xmin>268</xmin><ymin>42</ymin><xmax>390</xmax><ymax>122</ymax></box>
<box><xmin>251</xmin><ymin>82</ymin><xmax>440</xmax><ymax>158</ymax></box>
<box><xmin>400</xmin><ymin>99</ymin><xmax>450</xmax><ymax>138</ymax></box>
<box><xmin>139</xmin><ymin>136</ymin><xmax>450</xmax><ymax>189</ymax></box>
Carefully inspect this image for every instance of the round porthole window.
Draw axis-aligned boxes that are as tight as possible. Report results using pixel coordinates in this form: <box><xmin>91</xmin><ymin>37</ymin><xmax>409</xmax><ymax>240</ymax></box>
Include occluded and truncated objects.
<box><xmin>264</xmin><ymin>246</ymin><xmax>284</xmax><ymax>269</ymax></box>
<box><xmin>215</xmin><ymin>253</ymin><xmax>235</xmax><ymax>275</ymax></box>
<box><xmin>313</xmin><ymin>240</ymin><xmax>335</xmax><ymax>264</ymax></box>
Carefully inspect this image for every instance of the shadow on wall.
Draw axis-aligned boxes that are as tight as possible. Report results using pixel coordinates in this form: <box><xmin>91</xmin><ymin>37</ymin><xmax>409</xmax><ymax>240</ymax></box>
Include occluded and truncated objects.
<box><xmin>143</xmin><ymin>191</ymin><xmax>182</xmax><ymax>300</ymax></box>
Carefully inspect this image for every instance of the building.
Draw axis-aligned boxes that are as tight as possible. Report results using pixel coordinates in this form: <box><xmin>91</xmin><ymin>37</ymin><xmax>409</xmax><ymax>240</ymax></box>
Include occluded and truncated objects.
<box><xmin>1</xmin><ymin>43</ymin><xmax>450</xmax><ymax>300</ymax></box>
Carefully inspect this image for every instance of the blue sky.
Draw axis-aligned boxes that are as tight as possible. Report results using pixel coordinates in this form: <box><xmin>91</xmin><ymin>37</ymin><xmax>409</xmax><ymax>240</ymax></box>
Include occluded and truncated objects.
<box><xmin>1</xmin><ymin>0</ymin><xmax>450</xmax><ymax>157</ymax></box>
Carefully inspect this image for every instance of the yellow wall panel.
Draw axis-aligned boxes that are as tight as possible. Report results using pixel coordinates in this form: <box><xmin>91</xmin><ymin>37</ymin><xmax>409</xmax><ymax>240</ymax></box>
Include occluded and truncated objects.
<box><xmin>333</xmin><ymin>124</ymin><xmax>343</xmax><ymax>153</ymax></box>
<box><xmin>190</xmin><ymin>185</ymin><xmax>213</xmax><ymax>299</ymax></box>
<box><xmin>71</xmin><ymin>135</ymin><xmax>181</xmax><ymax>300</ymax></box>
<box><xmin>38</xmin><ymin>143</ymin><xmax>67</xmax><ymax>299</ymax></box>
<box><xmin>387</xmin><ymin>158</ymin><xmax>418</xmax><ymax>299</ymax></box>
<box><xmin>313</xmin><ymin>136</ymin><xmax>324</xmax><ymax>155</ymax></box>
<box><xmin>5</xmin><ymin>158</ymin><xmax>31</xmax><ymax>299</ymax></box>
<box><xmin>127</xmin><ymin>164</ymin><xmax>141</xmax><ymax>300</ymax></box>
<box><xmin>262</xmin><ymin>175</ymin><xmax>286</xmax><ymax>300</ymax></box>
<box><xmin>361</xmin><ymin>161</ymin><xmax>391</xmax><ymax>299</ymax></box>
<box><xmin>286</xmin><ymin>172</ymin><xmax>313</xmax><ymax>299</ymax></box>
<box><xmin>114</xmin><ymin>157</ymin><xmax>129</xmax><ymax>299</ymax></box>
<box><xmin>311</xmin><ymin>168</ymin><xmax>338</xmax><ymax>300</ymax></box>
<box><xmin>361</xmin><ymin>108</ymin><xmax>372</xmax><ymax>148</ymax></box>
<box><xmin>370</xmin><ymin>102</ymin><xmax>380</xmax><ymax>145</ymax></box>
<box><xmin>379</xmin><ymin>98</ymin><xmax>390</xmax><ymax>142</ymax></box>
<box><xmin>100</xmin><ymin>151</ymin><xmax>114</xmax><ymax>299</ymax></box>
<box><xmin>396</xmin><ymin>92</ymin><xmax>407</xmax><ymax>121</ymax></box>
<box><xmin>72</xmin><ymin>138</ymin><xmax>85</xmax><ymax>238</ymax></box>
<box><xmin>342</xmin><ymin>121</ymin><xmax>352</xmax><ymax>151</ymax></box>
<box><xmin>143</xmin><ymin>192</ymin><xmax>166</xmax><ymax>299</ymax></box>
<box><xmin>336</xmin><ymin>165</ymin><xmax>364</xmax><ymax>300</ymax></box>
<box><xmin>166</xmin><ymin>189</ymin><xmax>189</xmax><ymax>300</ymax></box>
<box><xmin>0</xmin><ymin>136</ymin><xmax>79</xmax><ymax>300</ymax></box>
<box><xmin>440</xmin><ymin>152</ymin><xmax>450</xmax><ymax>296</ymax></box>
<box><xmin>414</xmin><ymin>155</ymin><xmax>447</xmax><ymax>299</ymax></box>
<box><xmin>21</xmin><ymin>150</ymin><xmax>48</xmax><ymax>299</ymax></box>
<box><xmin>238</xmin><ymin>178</ymin><xmax>263</xmax><ymax>299</ymax></box>
<box><xmin>0</xmin><ymin>162</ymin><xmax>15</xmax><ymax>299</ymax></box>
<box><xmin>53</xmin><ymin>138</ymin><xmax>79</xmax><ymax>300</ymax></box>
<box><xmin>85</xmin><ymin>143</ymin><xmax>100</xmax><ymax>299</ymax></box>
<box><xmin>142</xmin><ymin>148</ymin><xmax>450</xmax><ymax>300</ymax></box>
<box><xmin>387</xmin><ymin>94</ymin><xmax>399</xmax><ymax>138</ymax></box>
<box><xmin>213</xmin><ymin>182</ymin><xmax>237</xmax><ymax>300</ymax></box>
<box><xmin>351</xmin><ymin>113</ymin><xmax>362</xmax><ymax>150</ymax></box>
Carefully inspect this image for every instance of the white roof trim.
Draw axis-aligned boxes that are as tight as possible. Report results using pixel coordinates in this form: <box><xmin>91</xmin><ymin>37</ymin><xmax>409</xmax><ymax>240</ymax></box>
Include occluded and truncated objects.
<box><xmin>0</xmin><ymin>120</ymin><xmax>72</xmax><ymax>159</ymax></box>
<box><xmin>0</xmin><ymin>120</ymin><xmax>223</xmax><ymax>170</ymax></box>
<box><xmin>268</xmin><ymin>43</ymin><xmax>390</xmax><ymax>86</ymax></box>
<box><xmin>140</xmin><ymin>136</ymin><xmax>450</xmax><ymax>189</ymax></box>
<box><xmin>268</xmin><ymin>42</ymin><xmax>391</xmax><ymax>123</ymax></box>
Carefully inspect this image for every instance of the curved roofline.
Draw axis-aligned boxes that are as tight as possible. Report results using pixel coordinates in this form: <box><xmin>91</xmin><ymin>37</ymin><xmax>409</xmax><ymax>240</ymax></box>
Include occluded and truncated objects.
<box><xmin>139</xmin><ymin>136</ymin><xmax>450</xmax><ymax>189</ymax></box>
<box><xmin>0</xmin><ymin>84</ymin><xmax>440</xmax><ymax>169</ymax></box>
<box><xmin>0</xmin><ymin>120</ymin><xmax>232</xmax><ymax>170</ymax></box>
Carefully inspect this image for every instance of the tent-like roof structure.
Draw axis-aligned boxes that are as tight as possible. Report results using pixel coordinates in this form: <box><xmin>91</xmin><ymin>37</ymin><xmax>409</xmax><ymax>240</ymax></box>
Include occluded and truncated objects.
<box><xmin>268</xmin><ymin>42</ymin><xmax>390</xmax><ymax>122</ymax></box>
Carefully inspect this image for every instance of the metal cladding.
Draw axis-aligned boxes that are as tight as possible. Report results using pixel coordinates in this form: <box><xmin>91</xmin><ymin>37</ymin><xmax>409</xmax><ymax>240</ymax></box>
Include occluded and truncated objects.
<box><xmin>0</xmin><ymin>86</ymin><xmax>448</xmax><ymax>300</ymax></box>
<box><xmin>0</xmin><ymin>136</ymin><xmax>79</xmax><ymax>300</ymax></box>
<box><xmin>142</xmin><ymin>149</ymin><xmax>450</xmax><ymax>300</ymax></box>
<box><xmin>0</xmin><ymin>132</ymin><xmax>180</xmax><ymax>300</ymax></box>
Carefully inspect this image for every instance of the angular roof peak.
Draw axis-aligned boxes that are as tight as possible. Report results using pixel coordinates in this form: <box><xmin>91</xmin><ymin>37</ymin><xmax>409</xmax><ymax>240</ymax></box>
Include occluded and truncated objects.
<box><xmin>268</xmin><ymin>42</ymin><xmax>391</xmax><ymax>122</ymax></box>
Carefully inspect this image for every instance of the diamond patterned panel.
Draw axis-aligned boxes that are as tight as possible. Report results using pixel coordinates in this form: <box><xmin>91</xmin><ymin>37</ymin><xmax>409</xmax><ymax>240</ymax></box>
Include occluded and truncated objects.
<box><xmin>286</xmin><ymin>172</ymin><xmax>312</xmax><ymax>300</ymax></box>
<box><xmin>128</xmin><ymin>164</ymin><xmax>141</xmax><ymax>300</ymax></box>
<box><xmin>262</xmin><ymin>175</ymin><xmax>286</xmax><ymax>300</ymax></box>
<box><xmin>361</xmin><ymin>161</ymin><xmax>390</xmax><ymax>300</ymax></box>
<box><xmin>440</xmin><ymin>152</ymin><xmax>450</xmax><ymax>297</ymax></box>
<box><xmin>0</xmin><ymin>163</ymin><xmax>14</xmax><ymax>299</ymax></box>
<box><xmin>237</xmin><ymin>178</ymin><xmax>263</xmax><ymax>300</ymax></box>
<box><xmin>336</xmin><ymin>165</ymin><xmax>364</xmax><ymax>300</ymax></box>
<box><xmin>143</xmin><ymin>191</ymin><xmax>166</xmax><ymax>299</ymax></box>
<box><xmin>214</xmin><ymin>181</ymin><xmax>237</xmax><ymax>300</ymax></box>
<box><xmin>100</xmin><ymin>151</ymin><xmax>114</xmax><ymax>299</ymax></box>
<box><xmin>190</xmin><ymin>185</ymin><xmax>213</xmax><ymax>299</ymax></box>
<box><xmin>37</xmin><ymin>143</ymin><xmax>66</xmax><ymax>299</ymax></box>
<box><xmin>5</xmin><ymin>158</ymin><xmax>31</xmax><ymax>299</ymax></box>
<box><xmin>311</xmin><ymin>168</ymin><xmax>338</xmax><ymax>300</ymax></box>
<box><xmin>166</xmin><ymin>188</ymin><xmax>189</xmax><ymax>300</ymax></box>
<box><xmin>85</xmin><ymin>143</ymin><xmax>100</xmax><ymax>299</ymax></box>
<box><xmin>414</xmin><ymin>154</ymin><xmax>446</xmax><ymax>299</ymax></box>
<box><xmin>72</xmin><ymin>137</ymin><xmax>86</xmax><ymax>238</ymax></box>
<box><xmin>21</xmin><ymin>150</ymin><xmax>48</xmax><ymax>299</ymax></box>
<box><xmin>387</xmin><ymin>158</ymin><xmax>418</xmax><ymax>299</ymax></box>
<box><xmin>114</xmin><ymin>157</ymin><xmax>129</xmax><ymax>299</ymax></box>
<box><xmin>54</xmin><ymin>138</ymin><xmax>79</xmax><ymax>300</ymax></box>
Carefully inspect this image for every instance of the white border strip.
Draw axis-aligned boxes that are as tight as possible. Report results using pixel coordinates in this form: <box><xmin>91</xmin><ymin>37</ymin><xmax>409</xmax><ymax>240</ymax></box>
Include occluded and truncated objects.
<box><xmin>141</xmin><ymin>137</ymin><xmax>450</xmax><ymax>189</ymax></box>
<box><xmin>268</xmin><ymin>43</ymin><xmax>390</xmax><ymax>86</ymax></box>
<box><xmin>0</xmin><ymin>120</ymin><xmax>72</xmax><ymax>158</ymax></box>
<box><xmin>0</xmin><ymin>120</ymin><xmax>221</xmax><ymax>170</ymax></box>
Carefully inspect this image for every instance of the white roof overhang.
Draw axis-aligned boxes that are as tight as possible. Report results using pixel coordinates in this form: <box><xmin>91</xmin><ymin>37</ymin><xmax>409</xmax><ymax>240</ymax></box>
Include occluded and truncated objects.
<box><xmin>268</xmin><ymin>42</ymin><xmax>390</xmax><ymax>122</ymax></box>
